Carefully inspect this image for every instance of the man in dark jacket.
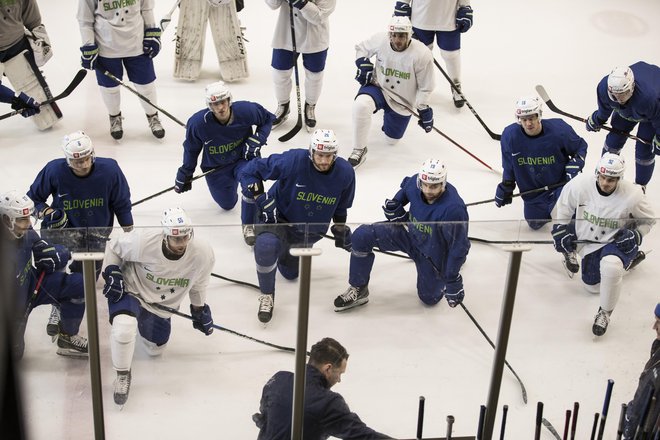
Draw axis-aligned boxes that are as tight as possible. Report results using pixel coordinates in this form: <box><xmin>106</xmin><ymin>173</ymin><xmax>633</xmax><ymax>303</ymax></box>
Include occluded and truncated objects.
<box><xmin>253</xmin><ymin>337</ymin><xmax>391</xmax><ymax>439</ymax></box>
<box><xmin>623</xmin><ymin>303</ymin><xmax>660</xmax><ymax>439</ymax></box>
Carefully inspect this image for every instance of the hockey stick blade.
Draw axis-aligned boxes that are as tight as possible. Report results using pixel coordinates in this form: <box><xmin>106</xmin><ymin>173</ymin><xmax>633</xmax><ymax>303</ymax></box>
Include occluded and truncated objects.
<box><xmin>542</xmin><ymin>418</ymin><xmax>562</xmax><ymax>440</ymax></box>
<box><xmin>0</xmin><ymin>69</ymin><xmax>87</xmax><ymax>121</ymax></box>
<box><xmin>535</xmin><ymin>85</ymin><xmax>651</xmax><ymax>145</ymax></box>
<box><xmin>131</xmin><ymin>167</ymin><xmax>220</xmax><ymax>207</ymax></box>
<box><xmin>160</xmin><ymin>0</ymin><xmax>182</xmax><ymax>32</ymax></box>
<box><xmin>278</xmin><ymin>113</ymin><xmax>303</xmax><ymax>142</ymax></box>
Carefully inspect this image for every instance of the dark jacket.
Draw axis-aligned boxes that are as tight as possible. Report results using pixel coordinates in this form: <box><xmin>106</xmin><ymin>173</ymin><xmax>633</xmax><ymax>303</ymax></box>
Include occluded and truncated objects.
<box><xmin>624</xmin><ymin>339</ymin><xmax>660</xmax><ymax>439</ymax></box>
<box><xmin>253</xmin><ymin>364</ymin><xmax>390</xmax><ymax>440</ymax></box>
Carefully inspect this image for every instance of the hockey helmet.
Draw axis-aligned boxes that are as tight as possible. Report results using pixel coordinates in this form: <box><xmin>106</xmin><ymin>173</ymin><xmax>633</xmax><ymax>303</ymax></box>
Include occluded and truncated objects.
<box><xmin>161</xmin><ymin>207</ymin><xmax>194</xmax><ymax>238</ymax></box>
<box><xmin>388</xmin><ymin>16</ymin><xmax>413</xmax><ymax>36</ymax></box>
<box><xmin>607</xmin><ymin>66</ymin><xmax>635</xmax><ymax>103</ymax></box>
<box><xmin>205</xmin><ymin>81</ymin><xmax>232</xmax><ymax>108</ymax></box>
<box><xmin>417</xmin><ymin>158</ymin><xmax>448</xmax><ymax>189</ymax></box>
<box><xmin>596</xmin><ymin>153</ymin><xmax>625</xmax><ymax>179</ymax></box>
<box><xmin>0</xmin><ymin>190</ymin><xmax>34</xmax><ymax>238</ymax></box>
<box><xmin>309</xmin><ymin>128</ymin><xmax>339</xmax><ymax>159</ymax></box>
<box><xmin>62</xmin><ymin>131</ymin><xmax>95</xmax><ymax>166</ymax></box>
<box><xmin>514</xmin><ymin>96</ymin><xmax>542</xmax><ymax>123</ymax></box>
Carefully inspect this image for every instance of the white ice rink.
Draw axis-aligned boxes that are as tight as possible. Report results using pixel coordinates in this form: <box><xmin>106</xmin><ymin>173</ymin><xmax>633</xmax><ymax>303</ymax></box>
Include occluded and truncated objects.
<box><xmin>2</xmin><ymin>0</ymin><xmax>660</xmax><ymax>438</ymax></box>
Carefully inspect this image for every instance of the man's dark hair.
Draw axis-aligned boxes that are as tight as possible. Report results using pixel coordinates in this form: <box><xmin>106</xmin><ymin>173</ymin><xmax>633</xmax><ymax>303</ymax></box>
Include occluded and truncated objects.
<box><xmin>309</xmin><ymin>337</ymin><xmax>349</xmax><ymax>368</ymax></box>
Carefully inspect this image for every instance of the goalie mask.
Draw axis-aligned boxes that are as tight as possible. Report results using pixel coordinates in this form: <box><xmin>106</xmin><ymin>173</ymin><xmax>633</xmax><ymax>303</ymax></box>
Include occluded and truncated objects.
<box><xmin>62</xmin><ymin>131</ymin><xmax>95</xmax><ymax>167</ymax></box>
<box><xmin>0</xmin><ymin>190</ymin><xmax>35</xmax><ymax>239</ymax></box>
<box><xmin>607</xmin><ymin>66</ymin><xmax>635</xmax><ymax>104</ymax></box>
<box><xmin>205</xmin><ymin>81</ymin><xmax>232</xmax><ymax>108</ymax></box>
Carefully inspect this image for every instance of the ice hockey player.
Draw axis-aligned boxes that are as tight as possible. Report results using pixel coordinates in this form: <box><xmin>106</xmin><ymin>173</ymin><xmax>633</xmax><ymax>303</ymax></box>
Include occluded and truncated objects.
<box><xmin>0</xmin><ymin>80</ymin><xmax>40</xmax><ymax>118</ymax></box>
<box><xmin>77</xmin><ymin>0</ymin><xmax>166</xmax><ymax>140</ymax></box>
<box><xmin>586</xmin><ymin>62</ymin><xmax>660</xmax><ymax>186</ymax></box>
<box><xmin>495</xmin><ymin>96</ymin><xmax>588</xmax><ymax>229</ymax></box>
<box><xmin>265</xmin><ymin>0</ymin><xmax>336</xmax><ymax>132</ymax></box>
<box><xmin>174</xmin><ymin>81</ymin><xmax>275</xmax><ymax>246</ymax></box>
<box><xmin>239</xmin><ymin>129</ymin><xmax>355</xmax><ymax>323</ymax></box>
<box><xmin>173</xmin><ymin>0</ymin><xmax>248</xmax><ymax>82</ymax></box>
<box><xmin>349</xmin><ymin>16</ymin><xmax>435</xmax><ymax>168</ymax></box>
<box><xmin>0</xmin><ymin>0</ymin><xmax>61</xmax><ymax>129</ymax></box>
<box><xmin>334</xmin><ymin>159</ymin><xmax>470</xmax><ymax>312</ymax></box>
<box><xmin>28</xmin><ymin>131</ymin><xmax>133</xmax><ymax>337</ymax></box>
<box><xmin>101</xmin><ymin>207</ymin><xmax>215</xmax><ymax>406</ymax></box>
<box><xmin>0</xmin><ymin>191</ymin><xmax>87</xmax><ymax>360</ymax></box>
<box><xmin>393</xmin><ymin>0</ymin><xmax>474</xmax><ymax>108</ymax></box>
<box><xmin>552</xmin><ymin>153</ymin><xmax>655</xmax><ymax>336</ymax></box>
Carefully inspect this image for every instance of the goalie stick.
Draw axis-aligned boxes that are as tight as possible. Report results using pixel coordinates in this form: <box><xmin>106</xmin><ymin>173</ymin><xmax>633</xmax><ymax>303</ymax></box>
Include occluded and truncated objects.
<box><xmin>131</xmin><ymin>167</ymin><xmax>220</xmax><ymax>207</ymax></box>
<box><xmin>277</xmin><ymin>4</ymin><xmax>303</xmax><ymax>143</ymax></box>
<box><xmin>433</xmin><ymin>58</ymin><xmax>501</xmax><ymax>140</ymax></box>
<box><xmin>160</xmin><ymin>0</ymin><xmax>182</xmax><ymax>32</ymax></box>
<box><xmin>0</xmin><ymin>69</ymin><xmax>87</xmax><ymax>121</ymax></box>
<box><xmin>535</xmin><ymin>85</ymin><xmax>651</xmax><ymax>145</ymax></box>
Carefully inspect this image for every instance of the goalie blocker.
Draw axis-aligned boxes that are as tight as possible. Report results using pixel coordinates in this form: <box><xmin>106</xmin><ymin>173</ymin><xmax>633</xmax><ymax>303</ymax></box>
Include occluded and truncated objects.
<box><xmin>174</xmin><ymin>0</ymin><xmax>248</xmax><ymax>82</ymax></box>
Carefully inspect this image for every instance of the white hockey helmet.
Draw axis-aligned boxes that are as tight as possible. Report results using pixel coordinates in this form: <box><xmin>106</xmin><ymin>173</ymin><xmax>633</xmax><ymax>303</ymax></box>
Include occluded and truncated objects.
<box><xmin>205</xmin><ymin>81</ymin><xmax>232</xmax><ymax>108</ymax></box>
<box><xmin>607</xmin><ymin>66</ymin><xmax>635</xmax><ymax>102</ymax></box>
<box><xmin>0</xmin><ymin>190</ymin><xmax>34</xmax><ymax>238</ymax></box>
<box><xmin>514</xmin><ymin>96</ymin><xmax>542</xmax><ymax>123</ymax></box>
<box><xmin>417</xmin><ymin>159</ymin><xmax>448</xmax><ymax>188</ymax></box>
<box><xmin>596</xmin><ymin>153</ymin><xmax>625</xmax><ymax>179</ymax></box>
<box><xmin>388</xmin><ymin>16</ymin><xmax>413</xmax><ymax>37</ymax></box>
<box><xmin>161</xmin><ymin>207</ymin><xmax>194</xmax><ymax>238</ymax></box>
<box><xmin>62</xmin><ymin>131</ymin><xmax>95</xmax><ymax>166</ymax></box>
<box><xmin>309</xmin><ymin>128</ymin><xmax>339</xmax><ymax>160</ymax></box>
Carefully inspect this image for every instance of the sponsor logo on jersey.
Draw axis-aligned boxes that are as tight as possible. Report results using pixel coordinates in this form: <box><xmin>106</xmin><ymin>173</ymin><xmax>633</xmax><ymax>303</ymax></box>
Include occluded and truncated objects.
<box><xmin>102</xmin><ymin>0</ymin><xmax>137</xmax><ymax>12</ymax></box>
<box><xmin>582</xmin><ymin>210</ymin><xmax>619</xmax><ymax>229</ymax></box>
<box><xmin>295</xmin><ymin>183</ymin><xmax>306</xmax><ymax>188</ymax></box>
<box><xmin>516</xmin><ymin>155</ymin><xmax>556</xmax><ymax>166</ymax></box>
<box><xmin>208</xmin><ymin>139</ymin><xmax>242</xmax><ymax>155</ymax></box>
<box><xmin>295</xmin><ymin>191</ymin><xmax>337</xmax><ymax>205</ymax></box>
<box><xmin>57</xmin><ymin>193</ymin><xmax>69</xmax><ymax>198</ymax></box>
<box><xmin>146</xmin><ymin>272</ymin><xmax>190</xmax><ymax>288</ymax></box>
<box><xmin>63</xmin><ymin>198</ymin><xmax>105</xmax><ymax>211</ymax></box>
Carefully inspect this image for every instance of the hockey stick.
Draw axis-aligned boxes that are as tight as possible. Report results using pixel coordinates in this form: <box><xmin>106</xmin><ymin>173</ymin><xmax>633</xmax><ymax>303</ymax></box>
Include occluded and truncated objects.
<box><xmin>499</xmin><ymin>406</ymin><xmax>508</xmax><ymax>440</ymax></box>
<box><xmin>277</xmin><ymin>4</ymin><xmax>303</xmax><ymax>142</ymax></box>
<box><xmin>466</xmin><ymin>182</ymin><xmax>566</xmax><ymax>207</ymax></box>
<box><xmin>535</xmin><ymin>402</ymin><xmax>544</xmax><ymax>440</ymax></box>
<box><xmin>146</xmin><ymin>299</ymin><xmax>301</xmax><ymax>354</ymax></box>
<box><xmin>160</xmin><ymin>0</ymin><xmax>182</xmax><ymax>32</ymax></box>
<box><xmin>460</xmin><ymin>302</ymin><xmax>528</xmax><ymax>403</ymax></box>
<box><xmin>101</xmin><ymin>70</ymin><xmax>187</xmax><ymax>127</ymax></box>
<box><xmin>596</xmin><ymin>379</ymin><xmax>615</xmax><ymax>440</ymax></box>
<box><xmin>416</xmin><ymin>396</ymin><xmax>425</xmax><ymax>440</ymax></box>
<box><xmin>535</xmin><ymin>85</ymin><xmax>651</xmax><ymax>145</ymax></box>
<box><xmin>16</xmin><ymin>271</ymin><xmax>46</xmax><ymax>337</ymax></box>
<box><xmin>377</xmin><ymin>84</ymin><xmax>500</xmax><ymax>174</ymax></box>
<box><xmin>211</xmin><ymin>272</ymin><xmax>259</xmax><ymax>290</ymax></box>
<box><xmin>616</xmin><ymin>404</ymin><xmax>627</xmax><ymax>440</ymax></box>
<box><xmin>469</xmin><ymin>236</ymin><xmax>599</xmax><ymax>246</ymax></box>
<box><xmin>131</xmin><ymin>167</ymin><xmax>220</xmax><ymax>207</ymax></box>
<box><xmin>570</xmin><ymin>402</ymin><xmax>580</xmax><ymax>440</ymax></box>
<box><xmin>320</xmin><ymin>233</ymin><xmax>410</xmax><ymax>259</ymax></box>
<box><xmin>446</xmin><ymin>414</ymin><xmax>454</xmax><ymax>440</ymax></box>
<box><xmin>0</xmin><ymin>69</ymin><xmax>87</xmax><ymax>120</ymax></box>
<box><xmin>542</xmin><ymin>418</ymin><xmax>562</xmax><ymax>440</ymax></box>
<box><xmin>433</xmin><ymin>58</ymin><xmax>501</xmax><ymax>140</ymax></box>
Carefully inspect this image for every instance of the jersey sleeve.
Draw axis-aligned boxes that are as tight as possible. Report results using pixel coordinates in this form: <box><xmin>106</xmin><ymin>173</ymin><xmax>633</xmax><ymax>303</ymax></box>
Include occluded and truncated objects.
<box><xmin>355</xmin><ymin>33</ymin><xmax>382</xmax><ymax>60</ymax></box>
<box><xmin>333</xmin><ymin>166</ymin><xmax>356</xmax><ymax>221</ymax></box>
<box><xmin>140</xmin><ymin>0</ymin><xmax>156</xmax><ymax>28</ymax></box>
<box><xmin>188</xmin><ymin>244</ymin><xmax>215</xmax><ymax>307</ymax></box>
<box><xmin>180</xmin><ymin>120</ymin><xmax>205</xmax><ymax>177</ymax></box>
<box><xmin>252</xmin><ymin>102</ymin><xmax>276</xmax><ymax>145</ymax></box>
<box><xmin>77</xmin><ymin>0</ymin><xmax>97</xmax><ymax>46</ymax></box>
<box><xmin>631</xmin><ymin>190</ymin><xmax>656</xmax><ymax>237</ymax></box>
<box><xmin>108</xmin><ymin>163</ymin><xmax>134</xmax><ymax>227</ymax></box>
<box><xmin>563</xmin><ymin>122</ymin><xmax>588</xmax><ymax>162</ymax></box>
<box><xmin>552</xmin><ymin>178</ymin><xmax>579</xmax><ymax>223</ymax></box>
<box><xmin>239</xmin><ymin>151</ymin><xmax>292</xmax><ymax>190</ymax></box>
<box><xmin>594</xmin><ymin>78</ymin><xmax>615</xmax><ymax>122</ymax></box>
<box><xmin>299</xmin><ymin>0</ymin><xmax>336</xmax><ymax>25</ymax></box>
<box><xmin>27</xmin><ymin>165</ymin><xmax>53</xmax><ymax>215</ymax></box>
<box><xmin>414</xmin><ymin>48</ymin><xmax>435</xmax><ymax>109</ymax></box>
<box><xmin>440</xmin><ymin>202</ymin><xmax>470</xmax><ymax>279</ymax></box>
<box><xmin>499</xmin><ymin>127</ymin><xmax>516</xmax><ymax>182</ymax></box>
<box><xmin>104</xmin><ymin>230</ymin><xmax>141</xmax><ymax>268</ymax></box>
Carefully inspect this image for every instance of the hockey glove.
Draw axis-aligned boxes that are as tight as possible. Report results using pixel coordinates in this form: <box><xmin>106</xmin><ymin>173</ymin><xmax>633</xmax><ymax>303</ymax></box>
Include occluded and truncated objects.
<box><xmin>143</xmin><ymin>28</ymin><xmax>162</xmax><ymax>58</ymax></box>
<box><xmin>564</xmin><ymin>155</ymin><xmax>585</xmax><ymax>181</ymax></box>
<box><xmin>586</xmin><ymin>111</ymin><xmax>606</xmax><ymax>132</ymax></box>
<box><xmin>243</xmin><ymin>135</ymin><xmax>262</xmax><ymax>161</ymax></box>
<box><xmin>41</xmin><ymin>208</ymin><xmax>68</xmax><ymax>229</ymax></box>
<box><xmin>288</xmin><ymin>0</ymin><xmax>308</xmax><ymax>9</ymax></box>
<box><xmin>455</xmin><ymin>6</ymin><xmax>474</xmax><ymax>33</ymax></box>
<box><xmin>11</xmin><ymin>92</ymin><xmax>40</xmax><ymax>117</ymax></box>
<box><xmin>330</xmin><ymin>224</ymin><xmax>352</xmax><ymax>252</ymax></box>
<box><xmin>652</xmin><ymin>135</ymin><xmax>660</xmax><ymax>155</ymax></box>
<box><xmin>417</xmin><ymin>107</ymin><xmax>434</xmax><ymax>133</ymax></box>
<box><xmin>174</xmin><ymin>168</ymin><xmax>192</xmax><ymax>193</ymax></box>
<box><xmin>256</xmin><ymin>193</ymin><xmax>278</xmax><ymax>224</ymax></box>
<box><xmin>102</xmin><ymin>265</ymin><xmax>125</xmax><ymax>303</ymax></box>
<box><xmin>445</xmin><ymin>275</ymin><xmax>464</xmax><ymax>308</ymax></box>
<box><xmin>80</xmin><ymin>44</ymin><xmax>99</xmax><ymax>70</ymax></box>
<box><xmin>393</xmin><ymin>1</ymin><xmax>412</xmax><ymax>17</ymax></box>
<box><xmin>614</xmin><ymin>228</ymin><xmax>641</xmax><ymax>254</ymax></box>
<box><xmin>33</xmin><ymin>240</ymin><xmax>70</xmax><ymax>274</ymax></box>
<box><xmin>551</xmin><ymin>224</ymin><xmax>577</xmax><ymax>254</ymax></box>
<box><xmin>494</xmin><ymin>180</ymin><xmax>515</xmax><ymax>207</ymax></box>
<box><xmin>355</xmin><ymin>57</ymin><xmax>374</xmax><ymax>86</ymax></box>
<box><xmin>190</xmin><ymin>304</ymin><xmax>214</xmax><ymax>335</ymax></box>
<box><xmin>382</xmin><ymin>198</ymin><xmax>408</xmax><ymax>222</ymax></box>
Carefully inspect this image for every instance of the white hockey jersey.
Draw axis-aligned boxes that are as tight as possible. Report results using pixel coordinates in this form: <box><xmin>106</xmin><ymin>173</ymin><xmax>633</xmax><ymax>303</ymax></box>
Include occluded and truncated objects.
<box><xmin>104</xmin><ymin>229</ymin><xmax>215</xmax><ymax>319</ymax></box>
<box><xmin>265</xmin><ymin>0</ymin><xmax>336</xmax><ymax>54</ymax></box>
<box><xmin>400</xmin><ymin>0</ymin><xmax>470</xmax><ymax>32</ymax></box>
<box><xmin>78</xmin><ymin>0</ymin><xmax>156</xmax><ymax>58</ymax></box>
<box><xmin>356</xmin><ymin>33</ymin><xmax>435</xmax><ymax>115</ymax></box>
<box><xmin>553</xmin><ymin>173</ymin><xmax>655</xmax><ymax>257</ymax></box>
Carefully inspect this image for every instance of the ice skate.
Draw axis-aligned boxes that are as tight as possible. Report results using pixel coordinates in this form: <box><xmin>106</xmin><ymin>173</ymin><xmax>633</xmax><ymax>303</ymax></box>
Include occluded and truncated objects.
<box><xmin>334</xmin><ymin>285</ymin><xmax>369</xmax><ymax>312</ymax></box>
<box><xmin>304</xmin><ymin>102</ymin><xmax>316</xmax><ymax>132</ymax></box>
<box><xmin>627</xmin><ymin>250</ymin><xmax>646</xmax><ymax>271</ymax></box>
<box><xmin>56</xmin><ymin>333</ymin><xmax>88</xmax><ymax>358</ymax></box>
<box><xmin>592</xmin><ymin>307</ymin><xmax>611</xmax><ymax>337</ymax></box>
<box><xmin>348</xmin><ymin>147</ymin><xmax>368</xmax><ymax>168</ymax></box>
<box><xmin>242</xmin><ymin>224</ymin><xmax>256</xmax><ymax>246</ymax></box>
<box><xmin>109</xmin><ymin>113</ymin><xmax>123</xmax><ymax>140</ymax></box>
<box><xmin>452</xmin><ymin>81</ymin><xmax>465</xmax><ymax>108</ymax></box>
<box><xmin>46</xmin><ymin>305</ymin><xmax>61</xmax><ymax>341</ymax></box>
<box><xmin>147</xmin><ymin>113</ymin><xmax>165</xmax><ymax>139</ymax></box>
<box><xmin>114</xmin><ymin>370</ymin><xmax>132</xmax><ymax>406</ymax></box>
<box><xmin>258</xmin><ymin>294</ymin><xmax>274</xmax><ymax>323</ymax></box>
<box><xmin>272</xmin><ymin>102</ymin><xmax>290</xmax><ymax>129</ymax></box>
<box><xmin>562</xmin><ymin>252</ymin><xmax>579</xmax><ymax>278</ymax></box>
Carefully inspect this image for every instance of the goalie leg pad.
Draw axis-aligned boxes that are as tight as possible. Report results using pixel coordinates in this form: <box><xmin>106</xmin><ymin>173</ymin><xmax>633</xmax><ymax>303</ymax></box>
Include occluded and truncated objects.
<box><xmin>174</xmin><ymin>0</ymin><xmax>209</xmax><ymax>80</ymax></box>
<box><xmin>3</xmin><ymin>51</ymin><xmax>61</xmax><ymax>130</ymax></box>
<box><xmin>208</xmin><ymin>0</ymin><xmax>249</xmax><ymax>82</ymax></box>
